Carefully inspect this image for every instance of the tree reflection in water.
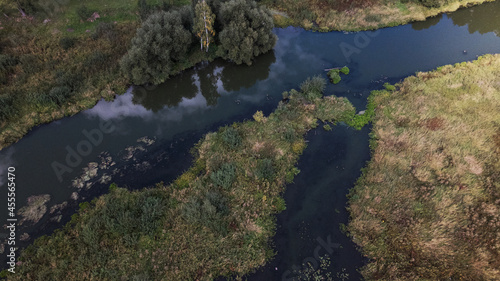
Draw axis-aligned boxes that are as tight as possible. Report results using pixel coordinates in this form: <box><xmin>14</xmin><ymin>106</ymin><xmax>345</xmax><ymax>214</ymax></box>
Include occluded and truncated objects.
<box><xmin>131</xmin><ymin>50</ymin><xmax>276</xmax><ymax>111</ymax></box>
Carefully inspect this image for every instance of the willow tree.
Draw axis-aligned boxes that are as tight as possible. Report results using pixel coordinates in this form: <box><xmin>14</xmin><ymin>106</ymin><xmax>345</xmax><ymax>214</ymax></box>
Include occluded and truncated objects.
<box><xmin>194</xmin><ymin>0</ymin><xmax>216</xmax><ymax>52</ymax></box>
<box><xmin>217</xmin><ymin>0</ymin><xmax>276</xmax><ymax>65</ymax></box>
<box><xmin>120</xmin><ymin>11</ymin><xmax>192</xmax><ymax>85</ymax></box>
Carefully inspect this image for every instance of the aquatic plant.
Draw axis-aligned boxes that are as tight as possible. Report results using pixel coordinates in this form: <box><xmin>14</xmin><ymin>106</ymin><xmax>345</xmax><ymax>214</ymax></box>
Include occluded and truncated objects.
<box><xmin>327</xmin><ymin>66</ymin><xmax>350</xmax><ymax>84</ymax></box>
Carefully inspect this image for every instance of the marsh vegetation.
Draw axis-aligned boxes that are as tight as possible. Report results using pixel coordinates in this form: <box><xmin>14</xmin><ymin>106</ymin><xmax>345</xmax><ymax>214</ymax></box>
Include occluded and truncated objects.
<box><xmin>348</xmin><ymin>54</ymin><xmax>500</xmax><ymax>280</ymax></box>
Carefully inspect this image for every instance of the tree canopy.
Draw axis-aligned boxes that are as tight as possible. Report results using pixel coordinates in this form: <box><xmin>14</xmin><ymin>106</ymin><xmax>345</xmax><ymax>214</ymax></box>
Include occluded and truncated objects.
<box><xmin>217</xmin><ymin>0</ymin><xmax>276</xmax><ymax>65</ymax></box>
<box><xmin>120</xmin><ymin>10</ymin><xmax>192</xmax><ymax>85</ymax></box>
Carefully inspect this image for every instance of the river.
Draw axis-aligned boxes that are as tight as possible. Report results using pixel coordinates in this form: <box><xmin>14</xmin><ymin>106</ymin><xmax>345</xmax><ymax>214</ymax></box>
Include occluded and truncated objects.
<box><xmin>1</xmin><ymin>1</ymin><xmax>500</xmax><ymax>279</ymax></box>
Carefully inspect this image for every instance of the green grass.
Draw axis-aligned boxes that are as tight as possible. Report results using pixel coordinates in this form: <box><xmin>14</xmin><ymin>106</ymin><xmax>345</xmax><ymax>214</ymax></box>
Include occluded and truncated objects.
<box><xmin>3</xmin><ymin>77</ymin><xmax>357</xmax><ymax>280</ymax></box>
<box><xmin>347</xmin><ymin>54</ymin><xmax>500</xmax><ymax>280</ymax></box>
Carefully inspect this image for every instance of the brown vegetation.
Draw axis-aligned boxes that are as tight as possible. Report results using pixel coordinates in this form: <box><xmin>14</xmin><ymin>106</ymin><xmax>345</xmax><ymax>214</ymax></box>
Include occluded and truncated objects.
<box><xmin>348</xmin><ymin>54</ymin><xmax>500</xmax><ymax>280</ymax></box>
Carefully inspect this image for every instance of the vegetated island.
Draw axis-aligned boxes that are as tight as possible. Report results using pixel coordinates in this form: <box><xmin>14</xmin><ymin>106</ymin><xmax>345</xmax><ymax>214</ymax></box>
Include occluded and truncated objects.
<box><xmin>348</xmin><ymin>54</ymin><xmax>500</xmax><ymax>280</ymax></box>
<box><xmin>262</xmin><ymin>0</ymin><xmax>496</xmax><ymax>31</ymax></box>
<box><xmin>1</xmin><ymin>76</ymin><xmax>369</xmax><ymax>280</ymax></box>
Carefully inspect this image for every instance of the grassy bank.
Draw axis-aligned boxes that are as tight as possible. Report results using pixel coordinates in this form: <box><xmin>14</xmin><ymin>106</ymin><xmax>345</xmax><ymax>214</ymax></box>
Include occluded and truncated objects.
<box><xmin>3</xmin><ymin>77</ymin><xmax>360</xmax><ymax>280</ymax></box>
<box><xmin>262</xmin><ymin>0</ymin><xmax>496</xmax><ymax>31</ymax></box>
<box><xmin>348</xmin><ymin>54</ymin><xmax>500</xmax><ymax>280</ymax></box>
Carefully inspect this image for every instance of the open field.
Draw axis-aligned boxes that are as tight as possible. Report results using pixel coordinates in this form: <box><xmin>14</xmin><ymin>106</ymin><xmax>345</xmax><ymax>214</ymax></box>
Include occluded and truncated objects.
<box><xmin>348</xmin><ymin>54</ymin><xmax>500</xmax><ymax>280</ymax></box>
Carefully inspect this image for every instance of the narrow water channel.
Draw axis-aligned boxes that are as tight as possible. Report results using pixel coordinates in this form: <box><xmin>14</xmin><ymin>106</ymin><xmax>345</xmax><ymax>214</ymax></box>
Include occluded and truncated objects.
<box><xmin>1</xmin><ymin>1</ymin><xmax>500</xmax><ymax>277</ymax></box>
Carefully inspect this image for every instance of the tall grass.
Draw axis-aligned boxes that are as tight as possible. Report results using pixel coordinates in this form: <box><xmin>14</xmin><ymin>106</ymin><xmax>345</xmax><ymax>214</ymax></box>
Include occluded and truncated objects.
<box><xmin>348</xmin><ymin>54</ymin><xmax>500</xmax><ymax>280</ymax></box>
<box><xmin>261</xmin><ymin>0</ymin><xmax>495</xmax><ymax>31</ymax></box>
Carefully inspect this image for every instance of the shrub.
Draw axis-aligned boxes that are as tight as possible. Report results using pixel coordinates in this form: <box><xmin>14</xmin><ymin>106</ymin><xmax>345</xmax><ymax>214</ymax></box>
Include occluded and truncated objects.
<box><xmin>328</xmin><ymin>69</ymin><xmax>342</xmax><ymax>84</ymax></box>
<box><xmin>217</xmin><ymin>0</ymin><xmax>277</xmax><ymax>65</ymax></box>
<box><xmin>54</xmin><ymin>70</ymin><xmax>80</xmax><ymax>90</ymax></box>
<box><xmin>19</xmin><ymin>54</ymin><xmax>41</xmax><ymax>74</ymax></box>
<box><xmin>139</xmin><ymin>195</ymin><xmax>165</xmax><ymax>235</ymax></box>
<box><xmin>300</xmin><ymin>75</ymin><xmax>326</xmax><ymax>100</ymax></box>
<box><xmin>323</xmin><ymin>124</ymin><xmax>332</xmax><ymax>131</ymax></box>
<box><xmin>285</xmin><ymin>167</ymin><xmax>300</xmax><ymax>183</ymax></box>
<box><xmin>383</xmin><ymin>82</ymin><xmax>396</xmax><ymax>91</ymax></box>
<box><xmin>48</xmin><ymin>86</ymin><xmax>72</xmax><ymax>105</ymax></box>
<box><xmin>0</xmin><ymin>54</ymin><xmax>17</xmax><ymax>84</ymax></box>
<box><xmin>174</xmin><ymin>171</ymin><xmax>196</xmax><ymax>189</ymax></box>
<box><xmin>92</xmin><ymin>22</ymin><xmax>116</xmax><ymax>40</ymax></box>
<box><xmin>182</xmin><ymin>190</ymin><xmax>229</xmax><ymax>235</ymax></box>
<box><xmin>0</xmin><ymin>95</ymin><xmax>15</xmax><ymax>121</ymax></box>
<box><xmin>253</xmin><ymin>111</ymin><xmax>266</xmax><ymax>123</ymax></box>
<box><xmin>83</xmin><ymin>51</ymin><xmax>109</xmax><ymax>70</ymax></box>
<box><xmin>292</xmin><ymin>140</ymin><xmax>306</xmax><ymax>154</ymax></box>
<box><xmin>120</xmin><ymin>11</ymin><xmax>192</xmax><ymax>85</ymax></box>
<box><xmin>27</xmin><ymin>92</ymin><xmax>56</xmax><ymax>108</ymax></box>
<box><xmin>211</xmin><ymin>163</ymin><xmax>236</xmax><ymax>189</ymax></box>
<box><xmin>273</xmin><ymin>197</ymin><xmax>286</xmax><ymax>212</ymax></box>
<box><xmin>59</xmin><ymin>37</ymin><xmax>76</xmax><ymax>50</ymax></box>
<box><xmin>221</xmin><ymin>126</ymin><xmax>241</xmax><ymax>149</ymax></box>
<box><xmin>284</xmin><ymin>128</ymin><xmax>296</xmax><ymax>142</ymax></box>
<box><xmin>255</xmin><ymin>158</ymin><xmax>274</xmax><ymax>181</ymax></box>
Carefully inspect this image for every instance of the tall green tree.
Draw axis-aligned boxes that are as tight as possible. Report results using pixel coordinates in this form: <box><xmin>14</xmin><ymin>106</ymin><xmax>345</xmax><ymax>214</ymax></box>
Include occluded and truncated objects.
<box><xmin>120</xmin><ymin>11</ymin><xmax>192</xmax><ymax>85</ymax></box>
<box><xmin>217</xmin><ymin>0</ymin><xmax>276</xmax><ymax>65</ymax></box>
<box><xmin>194</xmin><ymin>0</ymin><xmax>216</xmax><ymax>52</ymax></box>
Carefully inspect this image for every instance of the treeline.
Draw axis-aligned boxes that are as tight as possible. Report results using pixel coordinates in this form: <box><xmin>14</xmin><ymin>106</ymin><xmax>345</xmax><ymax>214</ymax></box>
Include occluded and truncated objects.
<box><xmin>121</xmin><ymin>0</ymin><xmax>276</xmax><ymax>85</ymax></box>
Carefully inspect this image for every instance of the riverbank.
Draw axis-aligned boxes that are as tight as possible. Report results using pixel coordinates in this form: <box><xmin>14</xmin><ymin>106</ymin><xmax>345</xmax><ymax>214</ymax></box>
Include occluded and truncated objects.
<box><xmin>263</xmin><ymin>0</ymin><xmax>496</xmax><ymax>31</ymax></box>
<box><xmin>348</xmin><ymin>54</ymin><xmax>500</xmax><ymax>280</ymax></box>
<box><xmin>3</xmin><ymin>77</ymin><xmax>363</xmax><ymax>280</ymax></box>
<box><xmin>1</xmin><ymin>0</ymin><xmax>497</xmax><ymax>151</ymax></box>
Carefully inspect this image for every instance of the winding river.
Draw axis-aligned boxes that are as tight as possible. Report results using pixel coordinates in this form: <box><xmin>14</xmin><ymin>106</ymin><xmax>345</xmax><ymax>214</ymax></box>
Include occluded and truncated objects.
<box><xmin>1</xmin><ymin>1</ymin><xmax>500</xmax><ymax>279</ymax></box>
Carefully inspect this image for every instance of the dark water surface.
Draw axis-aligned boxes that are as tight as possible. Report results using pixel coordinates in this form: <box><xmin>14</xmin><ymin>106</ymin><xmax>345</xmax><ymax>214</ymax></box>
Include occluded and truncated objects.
<box><xmin>1</xmin><ymin>1</ymin><xmax>500</xmax><ymax>278</ymax></box>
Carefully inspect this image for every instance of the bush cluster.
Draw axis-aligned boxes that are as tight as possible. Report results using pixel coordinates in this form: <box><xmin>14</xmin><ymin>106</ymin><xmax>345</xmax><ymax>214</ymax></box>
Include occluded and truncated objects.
<box><xmin>182</xmin><ymin>190</ymin><xmax>229</xmax><ymax>235</ymax></box>
<box><xmin>221</xmin><ymin>126</ymin><xmax>242</xmax><ymax>149</ymax></box>
<box><xmin>121</xmin><ymin>0</ymin><xmax>276</xmax><ymax>85</ymax></box>
<box><xmin>211</xmin><ymin>162</ymin><xmax>237</xmax><ymax>189</ymax></box>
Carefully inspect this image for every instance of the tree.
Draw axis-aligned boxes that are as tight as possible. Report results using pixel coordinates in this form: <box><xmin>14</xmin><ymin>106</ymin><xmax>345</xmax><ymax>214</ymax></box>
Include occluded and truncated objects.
<box><xmin>120</xmin><ymin>11</ymin><xmax>192</xmax><ymax>85</ymax></box>
<box><xmin>194</xmin><ymin>0</ymin><xmax>216</xmax><ymax>52</ymax></box>
<box><xmin>217</xmin><ymin>0</ymin><xmax>276</xmax><ymax>65</ymax></box>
